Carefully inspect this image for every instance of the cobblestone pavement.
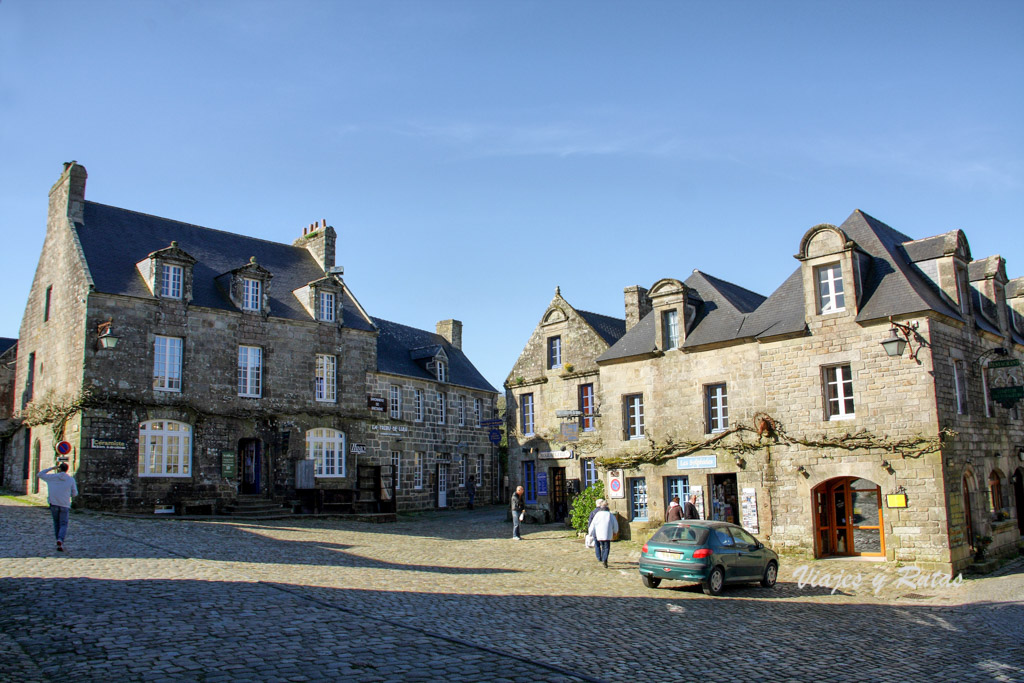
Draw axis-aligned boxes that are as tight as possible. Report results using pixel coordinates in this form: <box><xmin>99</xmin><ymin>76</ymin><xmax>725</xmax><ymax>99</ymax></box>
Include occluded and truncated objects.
<box><xmin>2</xmin><ymin>495</ymin><xmax>1023</xmax><ymax>682</ymax></box>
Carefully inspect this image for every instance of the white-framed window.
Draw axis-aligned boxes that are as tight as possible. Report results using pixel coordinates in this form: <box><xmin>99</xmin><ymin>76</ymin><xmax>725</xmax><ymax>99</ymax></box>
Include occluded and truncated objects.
<box><xmin>459</xmin><ymin>455</ymin><xmax>467</xmax><ymax>487</ymax></box>
<box><xmin>315</xmin><ymin>354</ymin><xmax>336</xmax><ymax>402</ymax></box>
<box><xmin>391</xmin><ymin>450</ymin><xmax>401</xmax><ymax>490</ymax></box>
<box><xmin>816</xmin><ymin>262</ymin><xmax>845</xmax><ymax>314</ymax></box>
<box><xmin>307</xmin><ymin>428</ymin><xmax>345</xmax><ymax>477</ymax></box>
<box><xmin>625</xmin><ymin>393</ymin><xmax>645</xmax><ymax>439</ymax></box>
<box><xmin>824</xmin><ymin>364</ymin><xmax>855</xmax><ymax>420</ymax></box>
<box><xmin>459</xmin><ymin>396</ymin><xmax>466</xmax><ymax>426</ymax></box>
<box><xmin>705</xmin><ymin>383</ymin><xmax>728</xmax><ymax>433</ymax></box>
<box><xmin>414</xmin><ymin>452</ymin><xmax>424</xmax><ymax>489</ymax></box>
<box><xmin>521</xmin><ymin>393</ymin><xmax>535</xmax><ymax>436</ymax></box>
<box><xmin>238</xmin><ymin>346</ymin><xmax>262</xmax><ymax>397</ymax></box>
<box><xmin>582</xmin><ymin>458</ymin><xmax>598</xmax><ymax>488</ymax></box>
<box><xmin>138</xmin><ymin>420</ymin><xmax>192</xmax><ymax>477</ymax></box>
<box><xmin>474</xmin><ymin>397</ymin><xmax>482</xmax><ymax>426</ymax></box>
<box><xmin>153</xmin><ymin>335</ymin><xmax>183</xmax><ymax>392</ymax></box>
<box><xmin>161</xmin><ymin>264</ymin><xmax>183</xmax><ymax>299</ymax></box>
<box><xmin>415</xmin><ymin>389</ymin><xmax>424</xmax><ymax>421</ymax></box>
<box><xmin>437</xmin><ymin>392</ymin><xmax>446</xmax><ymax>424</ymax></box>
<box><xmin>663</xmin><ymin>309</ymin><xmax>680</xmax><ymax>350</ymax></box>
<box><xmin>242</xmin><ymin>278</ymin><xmax>261</xmax><ymax>312</ymax></box>
<box><xmin>580</xmin><ymin>383</ymin><xmax>596</xmax><ymax>431</ymax></box>
<box><xmin>318</xmin><ymin>291</ymin><xmax>335</xmax><ymax>322</ymax></box>
<box><xmin>389</xmin><ymin>385</ymin><xmax>401</xmax><ymax>419</ymax></box>
<box><xmin>548</xmin><ymin>336</ymin><xmax>562</xmax><ymax>369</ymax></box>
<box><xmin>436</xmin><ymin>360</ymin><xmax>447</xmax><ymax>383</ymax></box>
<box><xmin>953</xmin><ymin>360</ymin><xmax>968</xmax><ymax>415</ymax></box>
<box><xmin>476</xmin><ymin>454</ymin><xmax>484</xmax><ymax>483</ymax></box>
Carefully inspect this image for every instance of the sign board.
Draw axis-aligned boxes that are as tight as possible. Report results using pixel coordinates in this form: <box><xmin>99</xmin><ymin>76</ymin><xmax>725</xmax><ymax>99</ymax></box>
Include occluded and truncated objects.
<box><xmin>990</xmin><ymin>385</ymin><xmax>1024</xmax><ymax>408</ymax></box>
<box><xmin>607</xmin><ymin>469</ymin><xmax>625</xmax><ymax>499</ymax></box>
<box><xmin>367</xmin><ymin>396</ymin><xmax>386</xmax><ymax>412</ymax></box>
<box><xmin>350</xmin><ymin>443</ymin><xmax>367</xmax><ymax>455</ymax></box>
<box><xmin>690</xmin><ymin>485</ymin><xmax>705</xmax><ymax>519</ymax></box>
<box><xmin>740</xmin><ymin>487</ymin><xmax>759</xmax><ymax>533</ymax></box>
<box><xmin>371</xmin><ymin>424</ymin><xmax>409</xmax><ymax>432</ymax></box>
<box><xmin>676</xmin><ymin>454</ymin><xmax>717</xmax><ymax>470</ymax></box>
<box><xmin>537</xmin><ymin>472</ymin><xmax>548</xmax><ymax>497</ymax></box>
<box><xmin>988</xmin><ymin>359</ymin><xmax>1021</xmax><ymax>369</ymax></box>
<box><xmin>480</xmin><ymin>418</ymin><xmax>503</xmax><ymax>427</ymax></box>
<box><xmin>537</xmin><ymin>450</ymin><xmax>573</xmax><ymax>459</ymax></box>
<box><xmin>488</xmin><ymin>429</ymin><xmax>502</xmax><ymax>444</ymax></box>
<box><xmin>559</xmin><ymin>423</ymin><xmax>579</xmax><ymax>442</ymax></box>
<box><xmin>56</xmin><ymin>441</ymin><xmax>72</xmax><ymax>456</ymax></box>
<box><xmin>221</xmin><ymin>450</ymin><xmax>237</xmax><ymax>479</ymax></box>
<box><xmin>90</xmin><ymin>438</ymin><xmax>126</xmax><ymax>450</ymax></box>
<box><xmin>555</xmin><ymin>409</ymin><xmax>582</xmax><ymax>418</ymax></box>
<box><xmin>886</xmin><ymin>493</ymin><xmax>908</xmax><ymax>508</ymax></box>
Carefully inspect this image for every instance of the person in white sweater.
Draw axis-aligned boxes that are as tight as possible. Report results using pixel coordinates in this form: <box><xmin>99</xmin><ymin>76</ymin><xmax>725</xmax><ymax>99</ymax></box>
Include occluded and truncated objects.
<box><xmin>587</xmin><ymin>501</ymin><xmax>619</xmax><ymax>568</ymax></box>
<box><xmin>38</xmin><ymin>463</ymin><xmax>78</xmax><ymax>551</ymax></box>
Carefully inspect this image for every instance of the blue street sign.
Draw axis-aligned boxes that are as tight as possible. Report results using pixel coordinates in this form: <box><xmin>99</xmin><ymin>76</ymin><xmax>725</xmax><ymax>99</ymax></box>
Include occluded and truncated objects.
<box><xmin>488</xmin><ymin>429</ymin><xmax>502</xmax><ymax>444</ymax></box>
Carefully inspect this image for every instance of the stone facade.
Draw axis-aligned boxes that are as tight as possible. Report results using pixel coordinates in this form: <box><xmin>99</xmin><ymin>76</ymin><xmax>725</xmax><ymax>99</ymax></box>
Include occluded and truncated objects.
<box><xmin>507</xmin><ymin>212</ymin><xmax>1024</xmax><ymax>575</ymax></box>
<box><xmin>4</xmin><ymin>163</ymin><xmax>497</xmax><ymax>514</ymax></box>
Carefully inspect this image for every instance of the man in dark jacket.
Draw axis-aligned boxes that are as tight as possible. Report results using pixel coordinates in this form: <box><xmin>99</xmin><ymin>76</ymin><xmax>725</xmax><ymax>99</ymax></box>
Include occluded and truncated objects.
<box><xmin>511</xmin><ymin>486</ymin><xmax>525</xmax><ymax>540</ymax></box>
<box><xmin>666</xmin><ymin>496</ymin><xmax>684</xmax><ymax>521</ymax></box>
<box><xmin>683</xmin><ymin>493</ymin><xmax>701</xmax><ymax>520</ymax></box>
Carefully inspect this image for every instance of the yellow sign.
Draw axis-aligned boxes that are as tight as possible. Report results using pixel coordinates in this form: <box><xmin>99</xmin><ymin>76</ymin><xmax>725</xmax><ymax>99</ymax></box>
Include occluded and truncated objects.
<box><xmin>886</xmin><ymin>493</ymin><xmax>908</xmax><ymax>508</ymax></box>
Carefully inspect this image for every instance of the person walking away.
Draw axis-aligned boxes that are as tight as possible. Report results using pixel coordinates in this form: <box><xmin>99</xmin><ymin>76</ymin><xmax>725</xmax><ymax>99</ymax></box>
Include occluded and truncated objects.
<box><xmin>467</xmin><ymin>476</ymin><xmax>476</xmax><ymax>510</ymax></box>
<box><xmin>683</xmin><ymin>493</ymin><xmax>701</xmax><ymax>520</ymax></box>
<box><xmin>38</xmin><ymin>462</ymin><xmax>78</xmax><ymax>551</ymax></box>
<box><xmin>511</xmin><ymin>485</ymin><xmax>525</xmax><ymax>540</ymax></box>
<box><xmin>588</xmin><ymin>501</ymin><xmax>619</xmax><ymax>568</ymax></box>
<box><xmin>666</xmin><ymin>496</ymin><xmax>684</xmax><ymax>522</ymax></box>
<box><xmin>587</xmin><ymin>498</ymin><xmax>606</xmax><ymax>561</ymax></box>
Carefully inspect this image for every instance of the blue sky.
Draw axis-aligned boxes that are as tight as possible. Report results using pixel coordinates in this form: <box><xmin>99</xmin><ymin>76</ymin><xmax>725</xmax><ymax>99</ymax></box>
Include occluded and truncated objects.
<box><xmin>1</xmin><ymin>1</ymin><xmax>1022</xmax><ymax>392</ymax></box>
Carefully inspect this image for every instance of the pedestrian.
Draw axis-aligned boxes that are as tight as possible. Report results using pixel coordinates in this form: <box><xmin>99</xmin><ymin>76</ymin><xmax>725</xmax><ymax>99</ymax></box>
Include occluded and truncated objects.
<box><xmin>467</xmin><ymin>475</ymin><xmax>476</xmax><ymax>510</ymax></box>
<box><xmin>588</xmin><ymin>500</ymin><xmax>618</xmax><ymax>568</ymax></box>
<box><xmin>666</xmin><ymin>495</ymin><xmax>683</xmax><ymax>521</ymax></box>
<box><xmin>37</xmin><ymin>462</ymin><xmax>78</xmax><ymax>551</ymax></box>
<box><xmin>511</xmin><ymin>485</ymin><xmax>525</xmax><ymax>540</ymax></box>
<box><xmin>587</xmin><ymin>498</ymin><xmax>606</xmax><ymax>561</ymax></box>
<box><xmin>683</xmin><ymin>493</ymin><xmax>701</xmax><ymax>520</ymax></box>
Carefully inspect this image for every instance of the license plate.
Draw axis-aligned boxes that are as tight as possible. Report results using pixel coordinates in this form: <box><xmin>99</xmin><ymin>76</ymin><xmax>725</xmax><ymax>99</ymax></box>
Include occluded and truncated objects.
<box><xmin>655</xmin><ymin>550</ymin><xmax>682</xmax><ymax>561</ymax></box>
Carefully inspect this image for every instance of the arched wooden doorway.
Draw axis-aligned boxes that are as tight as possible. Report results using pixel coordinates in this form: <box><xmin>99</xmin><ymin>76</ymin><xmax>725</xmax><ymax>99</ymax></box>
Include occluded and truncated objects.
<box><xmin>962</xmin><ymin>474</ymin><xmax>975</xmax><ymax>548</ymax></box>
<box><xmin>813</xmin><ymin>477</ymin><xmax>885</xmax><ymax>557</ymax></box>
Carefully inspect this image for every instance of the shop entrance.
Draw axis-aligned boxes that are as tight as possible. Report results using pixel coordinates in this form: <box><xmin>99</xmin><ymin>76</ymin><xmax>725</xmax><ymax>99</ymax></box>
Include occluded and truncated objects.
<box><xmin>813</xmin><ymin>477</ymin><xmax>885</xmax><ymax>557</ymax></box>
<box><xmin>708</xmin><ymin>473</ymin><xmax>738</xmax><ymax>524</ymax></box>
<box><xmin>1014</xmin><ymin>468</ymin><xmax>1024</xmax><ymax>535</ymax></box>
<box><xmin>239</xmin><ymin>439</ymin><xmax>262</xmax><ymax>495</ymax></box>
<box><xmin>549</xmin><ymin>467</ymin><xmax>567</xmax><ymax>521</ymax></box>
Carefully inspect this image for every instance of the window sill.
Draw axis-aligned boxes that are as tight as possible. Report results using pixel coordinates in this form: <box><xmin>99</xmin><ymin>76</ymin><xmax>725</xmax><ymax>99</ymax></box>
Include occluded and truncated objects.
<box><xmin>154</xmin><ymin>387</ymin><xmax>182</xmax><ymax>393</ymax></box>
<box><xmin>315</xmin><ymin>474</ymin><xmax>347</xmax><ymax>479</ymax></box>
<box><xmin>828</xmin><ymin>414</ymin><xmax>856</xmax><ymax>422</ymax></box>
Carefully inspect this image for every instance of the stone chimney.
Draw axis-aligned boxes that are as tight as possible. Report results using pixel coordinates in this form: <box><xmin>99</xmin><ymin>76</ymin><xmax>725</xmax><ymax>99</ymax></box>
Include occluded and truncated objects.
<box><xmin>49</xmin><ymin>161</ymin><xmax>87</xmax><ymax>225</ymax></box>
<box><xmin>624</xmin><ymin>285</ymin><xmax>652</xmax><ymax>330</ymax></box>
<box><xmin>436</xmin><ymin>319</ymin><xmax>463</xmax><ymax>350</ymax></box>
<box><xmin>293</xmin><ymin>219</ymin><xmax>337</xmax><ymax>272</ymax></box>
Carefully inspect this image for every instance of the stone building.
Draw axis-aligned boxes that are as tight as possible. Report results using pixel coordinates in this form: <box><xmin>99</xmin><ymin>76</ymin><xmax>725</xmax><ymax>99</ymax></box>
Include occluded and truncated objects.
<box><xmin>4</xmin><ymin>162</ymin><xmax>498</xmax><ymax>514</ymax></box>
<box><xmin>507</xmin><ymin>210</ymin><xmax>1023</xmax><ymax>574</ymax></box>
<box><xmin>505</xmin><ymin>287</ymin><xmax>625</xmax><ymax>520</ymax></box>
<box><xmin>0</xmin><ymin>338</ymin><xmax>17</xmax><ymax>486</ymax></box>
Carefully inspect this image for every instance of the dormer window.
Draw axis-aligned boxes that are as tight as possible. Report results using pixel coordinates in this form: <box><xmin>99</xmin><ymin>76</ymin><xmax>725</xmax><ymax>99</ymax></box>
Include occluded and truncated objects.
<box><xmin>662</xmin><ymin>310</ymin><xmax>680</xmax><ymax>350</ymax></box>
<box><xmin>816</xmin><ymin>263</ymin><xmax>845</xmax><ymax>314</ymax></box>
<box><xmin>318</xmin><ymin>291</ymin><xmax>336</xmax><ymax>322</ymax></box>
<box><xmin>242</xmin><ymin>278</ymin><xmax>261</xmax><ymax>311</ymax></box>
<box><xmin>437</xmin><ymin>360</ymin><xmax>448</xmax><ymax>383</ymax></box>
<box><xmin>161</xmin><ymin>264</ymin><xmax>183</xmax><ymax>299</ymax></box>
<box><xmin>955</xmin><ymin>266</ymin><xmax>970</xmax><ymax>317</ymax></box>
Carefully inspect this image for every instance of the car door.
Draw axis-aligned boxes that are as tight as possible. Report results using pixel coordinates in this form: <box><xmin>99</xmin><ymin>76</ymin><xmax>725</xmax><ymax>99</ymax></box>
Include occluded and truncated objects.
<box><xmin>729</xmin><ymin>527</ymin><xmax>766</xmax><ymax>580</ymax></box>
<box><xmin>711</xmin><ymin>526</ymin><xmax>741</xmax><ymax>580</ymax></box>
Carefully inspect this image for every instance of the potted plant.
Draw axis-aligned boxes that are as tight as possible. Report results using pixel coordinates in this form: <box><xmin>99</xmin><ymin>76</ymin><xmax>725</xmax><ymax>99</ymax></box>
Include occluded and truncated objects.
<box><xmin>974</xmin><ymin>535</ymin><xmax>993</xmax><ymax>562</ymax></box>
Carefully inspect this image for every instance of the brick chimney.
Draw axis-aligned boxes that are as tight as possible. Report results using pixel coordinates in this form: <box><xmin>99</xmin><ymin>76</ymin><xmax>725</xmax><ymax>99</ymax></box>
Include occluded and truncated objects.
<box><xmin>49</xmin><ymin>161</ymin><xmax>87</xmax><ymax>225</ymax></box>
<box><xmin>293</xmin><ymin>219</ymin><xmax>337</xmax><ymax>272</ymax></box>
<box><xmin>436</xmin><ymin>319</ymin><xmax>463</xmax><ymax>350</ymax></box>
<box><xmin>624</xmin><ymin>285</ymin><xmax>652</xmax><ymax>330</ymax></box>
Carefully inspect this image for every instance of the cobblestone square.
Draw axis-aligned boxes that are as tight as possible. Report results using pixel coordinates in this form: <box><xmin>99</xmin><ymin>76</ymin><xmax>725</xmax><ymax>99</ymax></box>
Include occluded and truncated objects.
<box><xmin>1</xmin><ymin>496</ymin><xmax>1022</xmax><ymax>682</ymax></box>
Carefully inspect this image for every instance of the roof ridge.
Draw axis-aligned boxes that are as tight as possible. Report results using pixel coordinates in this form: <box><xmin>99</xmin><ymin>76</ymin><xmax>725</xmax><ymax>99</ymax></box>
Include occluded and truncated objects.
<box><xmin>84</xmin><ymin>200</ymin><xmax>307</xmax><ymax>252</ymax></box>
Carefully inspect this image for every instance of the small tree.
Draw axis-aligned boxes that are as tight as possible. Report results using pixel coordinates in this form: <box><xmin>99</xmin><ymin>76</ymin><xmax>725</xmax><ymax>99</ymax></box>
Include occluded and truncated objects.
<box><xmin>570</xmin><ymin>481</ymin><xmax>605</xmax><ymax>535</ymax></box>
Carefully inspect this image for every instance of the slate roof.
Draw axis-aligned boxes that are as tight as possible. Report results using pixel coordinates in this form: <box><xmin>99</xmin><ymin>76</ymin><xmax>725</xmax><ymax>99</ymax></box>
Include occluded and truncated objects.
<box><xmin>599</xmin><ymin>209</ymin><xmax>996</xmax><ymax>364</ymax></box>
<box><xmin>373</xmin><ymin>318</ymin><xmax>497</xmax><ymax>393</ymax></box>
<box><xmin>576</xmin><ymin>309</ymin><xmax>626</xmax><ymax>346</ymax></box>
<box><xmin>76</xmin><ymin>202</ymin><xmax>375</xmax><ymax>331</ymax></box>
<box><xmin>902</xmin><ymin>231</ymin><xmax>964</xmax><ymax>263</ymax></box>
<box><xmin>0</xmin><ymin>338</ymin><xmax>16</xmax><ymax>356</ymax></box>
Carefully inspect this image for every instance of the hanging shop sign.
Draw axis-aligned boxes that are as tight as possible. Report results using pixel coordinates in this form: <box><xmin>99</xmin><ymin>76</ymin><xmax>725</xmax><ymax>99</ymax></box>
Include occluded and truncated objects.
<box><xmin>488</xmin><ymin>429</ymin><xmax>502</xmax><ymax>444</ymax></box>
<box><xmin>607</xmin><ymin>469</ymin><xmax>625</xmax><ymax>499</ymax></box>
<box><xmin>987</xmin><ymin>359</ymin><xmax>1022</xmax><ymax>408</ymax></box>
<box><xmin>740</xmin><ymin>488</ymin><xmax>759</xmax><ymax>534</ymax></box>
<box><xmin>676</xmin><ymin>454</ymin><xmax>717</xmax><ymax>470</ymax></box>
<box><xmin>367</xmin><ymin>396</ymin><xmax>387</xmax><ymax>412</ymax></box>
<box><xmin>559</xmin><ymin>423</ymin><xmax>579</xmax><ymax>442</ymax></box>
<box><xmin>350</xmin><ymin>443</ymin><xmax>367</xmax><ymax>455</ymax></box>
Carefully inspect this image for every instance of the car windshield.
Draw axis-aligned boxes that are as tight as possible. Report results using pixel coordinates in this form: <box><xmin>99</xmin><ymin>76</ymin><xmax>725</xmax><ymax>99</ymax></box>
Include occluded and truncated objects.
<box><xmin>650</xmin><ymin>524</ymin><xmax>709</xmax><ymax>546</ymax></box>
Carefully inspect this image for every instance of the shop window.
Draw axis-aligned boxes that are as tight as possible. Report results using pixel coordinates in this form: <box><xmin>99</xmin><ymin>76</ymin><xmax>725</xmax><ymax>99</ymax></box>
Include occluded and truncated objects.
<box><xmin>307</xmin><ymin>428</ymin><xmax>345</xmax><ymax>477</ymax></box>
<box><xmin>139</xmin><ymin>420</ymin><xmax>192</xmax><ymax>477</ymax></box>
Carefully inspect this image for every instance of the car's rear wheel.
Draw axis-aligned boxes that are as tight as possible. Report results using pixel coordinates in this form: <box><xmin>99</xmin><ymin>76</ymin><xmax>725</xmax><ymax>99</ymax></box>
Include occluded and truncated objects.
<box><xmin>761</xmin><ymin>561</ymin><xmax>778</xmax><ymax>588</ymax></box>
<box><xmin>702</xmin><ymin>566</ymin><xmax>725</xmax><ymax>596</ymax></box>
<box><xmin>642</xmin><ymin>574</ymin><xmax>661</xmax><ymax>589</ymax></box>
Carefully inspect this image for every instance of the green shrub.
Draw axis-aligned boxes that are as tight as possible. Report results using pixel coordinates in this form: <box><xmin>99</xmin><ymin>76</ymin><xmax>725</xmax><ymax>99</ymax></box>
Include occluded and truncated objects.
<box><xmin>570</xmin><ymin>481</ymin><xmax>605</xmax><ymax>535</ymax></box>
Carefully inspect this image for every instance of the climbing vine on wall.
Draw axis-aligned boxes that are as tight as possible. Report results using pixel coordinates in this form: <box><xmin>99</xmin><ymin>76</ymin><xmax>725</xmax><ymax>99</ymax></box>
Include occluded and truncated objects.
<box><xmin>595</xmin><ymin>412</ymin><xmax>956</xmax><ymax>470</ymax></box>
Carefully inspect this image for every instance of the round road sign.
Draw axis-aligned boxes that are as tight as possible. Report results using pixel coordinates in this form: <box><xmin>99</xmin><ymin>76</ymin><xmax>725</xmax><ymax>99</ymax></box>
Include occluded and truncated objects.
<box><xmin>488</xmin><ymin>429</ymin><xmax>502</xmax><ymax>445</ymax></box>
<box><xmin>56</xmin><ymin>441</ymin><xmax>72</xmax><ymax>456</ymax></box>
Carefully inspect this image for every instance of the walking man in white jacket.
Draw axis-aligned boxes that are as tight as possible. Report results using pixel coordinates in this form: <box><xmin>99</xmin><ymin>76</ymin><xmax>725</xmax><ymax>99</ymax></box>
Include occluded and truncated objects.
<box><xmin>38</xmin><ymin>462</ymin><xmax>78</xmax><ymax>551</ymax></box>
<box><xmin>587</xmin><ymin>500</ymin><xmax>619</xmax><ymax>568</ymax></box>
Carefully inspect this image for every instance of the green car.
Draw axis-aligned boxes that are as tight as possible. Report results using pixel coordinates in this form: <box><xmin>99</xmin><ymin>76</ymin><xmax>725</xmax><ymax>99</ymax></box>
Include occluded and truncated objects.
<box><xmin>638</xmin><ymin>520</ymin><xmax>779</xmax><ymax>596</ymax></box>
